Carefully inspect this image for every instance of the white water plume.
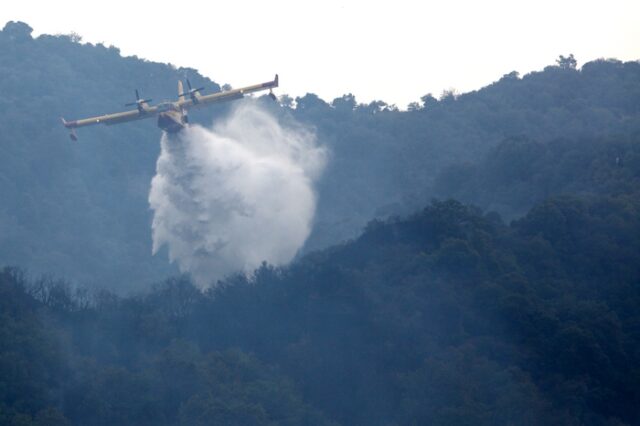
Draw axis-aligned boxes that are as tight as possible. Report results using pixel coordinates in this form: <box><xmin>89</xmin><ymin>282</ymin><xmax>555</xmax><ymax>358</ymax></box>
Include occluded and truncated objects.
<box><xmin>148</xmin><ymin>102</ymin><xmax>326</xmax><ymax>287</ymax></box>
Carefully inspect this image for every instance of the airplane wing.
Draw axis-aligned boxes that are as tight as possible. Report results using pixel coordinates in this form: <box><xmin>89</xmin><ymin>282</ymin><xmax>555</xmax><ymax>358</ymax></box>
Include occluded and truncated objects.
<box><xmin>179</xmin><ymin>74</ymin><xmax>279</xmax><ymax>110</ymax></box>
<box><xmin>63</xmin><ymin>109</ymin><xmax>152</xmax><ymax>128</ymax></box>
<box><xmin>61</xmin><ymin>75</ymin><xmax>279</xmax><ymax>140</ymax></box>
<box><xmin>62</xmin><ymin>107</ymin><xmax>158</xmax><ymax>140</ymax></box>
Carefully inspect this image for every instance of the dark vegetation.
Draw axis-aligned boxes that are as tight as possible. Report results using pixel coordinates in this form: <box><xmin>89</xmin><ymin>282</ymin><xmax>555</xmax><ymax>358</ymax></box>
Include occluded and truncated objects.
<box><xmin>433</xmin><ymin>133</ymin><xmax>640</xmax><ymax>220</ymax></box>
<box><xmin>3</xmin><ymin>193</ymin><xmax>640</xmax><ymax>424</ymax></box>
<box><xmin>1</xmin><ymin>20</ymin><xmax>640</xmax><ymax>425</ymax></box>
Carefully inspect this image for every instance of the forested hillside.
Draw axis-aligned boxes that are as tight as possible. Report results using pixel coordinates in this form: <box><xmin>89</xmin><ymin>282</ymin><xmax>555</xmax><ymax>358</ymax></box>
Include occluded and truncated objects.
<box><xmin>433</xmin><ymin>133</ymin><xmax>640</xmax><ymax>219</ymax></box>
<box><xmin>2</xmin><ymin>18</ymin><xmax>640</xmax><ymax>426</ymax></box>
<box><xmin>290</xmin><ymin>57</ymin><xmax>640</xmax><ymax>249</ymax></box>
<box><xmin>2</xmin><ymin>192</ymin><xmax>640</xmax><ymax>424</ymax></box>
<box><xmin>1</xmin><ymin>21</ymin><xmax>640</xmax><ymax>289</ymax></box>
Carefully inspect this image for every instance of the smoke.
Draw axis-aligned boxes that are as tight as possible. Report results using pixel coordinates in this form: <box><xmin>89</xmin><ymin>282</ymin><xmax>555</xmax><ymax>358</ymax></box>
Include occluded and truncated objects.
<box><xmin>148</xmin><ymin>101</ymin><xmax>326</xmax><ymax>287</ymax></box>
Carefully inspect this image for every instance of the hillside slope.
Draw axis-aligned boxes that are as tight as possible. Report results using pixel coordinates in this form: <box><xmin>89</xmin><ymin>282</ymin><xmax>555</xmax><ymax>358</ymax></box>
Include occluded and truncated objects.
<box><xmin>0</xmin><ymin>22</ymin><xmax>223</xmax><ymax>289</ymax></box>
<box><xmin>1</xmin><ymin>20</ymin><xmax>639</xmax><ymax>290</ymax></box>
<box><xmin>2</xmin><ymin>192</ymin><xmax>639</xmax><ymax>424</ymax></box>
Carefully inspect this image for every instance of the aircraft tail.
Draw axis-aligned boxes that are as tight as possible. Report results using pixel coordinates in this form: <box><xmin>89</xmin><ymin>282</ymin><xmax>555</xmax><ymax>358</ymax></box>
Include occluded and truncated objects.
<box><xmin>178</xmin><ymin>81</ymin><xmax>186</xmax><ymax>102</ymax></box>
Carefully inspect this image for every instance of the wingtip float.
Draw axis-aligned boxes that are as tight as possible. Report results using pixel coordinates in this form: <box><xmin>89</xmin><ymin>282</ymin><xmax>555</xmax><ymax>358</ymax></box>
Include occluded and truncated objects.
<box><xmin>62</xmin><ymin>74</ymin><xmax>279</xmax><ymax>141</ymax></box>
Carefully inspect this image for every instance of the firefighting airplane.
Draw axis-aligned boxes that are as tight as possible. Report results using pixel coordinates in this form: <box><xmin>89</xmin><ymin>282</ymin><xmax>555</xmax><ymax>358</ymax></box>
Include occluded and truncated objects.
<box><xmin>61</xmin><ymin>75</ymin><xmax>279</xmax><ymax>140</ymax></box>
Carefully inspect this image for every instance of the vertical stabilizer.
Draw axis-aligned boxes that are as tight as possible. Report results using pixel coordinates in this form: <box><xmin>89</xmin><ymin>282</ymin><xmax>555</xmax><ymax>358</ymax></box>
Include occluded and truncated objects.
<box><xmin>178</xmin><ymin>81</ymin><xmax>186</xmax><ymax>102</ymax></box>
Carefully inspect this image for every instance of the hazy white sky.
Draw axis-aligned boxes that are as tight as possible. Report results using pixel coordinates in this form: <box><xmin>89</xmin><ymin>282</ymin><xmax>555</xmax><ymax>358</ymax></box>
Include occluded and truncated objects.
<box><xmin>1</xmin><ymin>0</ymin><xmax>639</xmax><ymax>107</ymax></box>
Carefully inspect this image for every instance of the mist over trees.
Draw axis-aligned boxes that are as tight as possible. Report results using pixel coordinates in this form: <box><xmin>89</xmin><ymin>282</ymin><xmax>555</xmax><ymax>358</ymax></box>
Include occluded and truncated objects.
<box><xmin>0</xmin><ymin>21</ymin><xmax>223</xmax><ymax>290</ymax></box>
<box><xmin>1</xmin><ymin>21</ymin><xmax>640</xmax><ymax>288</ymax></box>
<box><xmin>288</xmin><ymin>56</ymin><xmax>640</xmax><ymax>250</ymax></box>
<box><xmin>1</xmin><ymin>19</ymin><xmax>640</xmax><ymax>425</ymax></box>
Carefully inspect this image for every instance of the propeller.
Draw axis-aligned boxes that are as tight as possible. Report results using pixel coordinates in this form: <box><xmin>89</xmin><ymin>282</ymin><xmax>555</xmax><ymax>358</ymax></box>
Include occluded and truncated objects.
<box><xmin>178</xmin><ymin>79</ymin><xmax>205</xmax><ymax>98</ymax></box>
<box><xmin>125</xmin><ymin>89</ymin><xmax>152</xmax><ymax>109</ymax></box>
